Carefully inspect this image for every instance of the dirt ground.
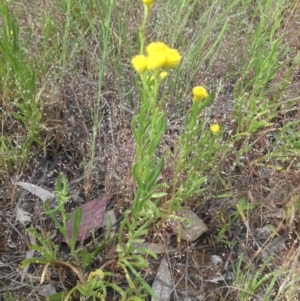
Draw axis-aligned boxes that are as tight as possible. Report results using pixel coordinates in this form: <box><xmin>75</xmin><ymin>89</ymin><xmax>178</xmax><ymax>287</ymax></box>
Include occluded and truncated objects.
<box><xmin>1</xmin><ymin>72</ymin><xmax>300</xmax><ymax>300</ymax></box>
<box><xmin>1</xmin><ymin>2</ymin><xmax>300</xmax><ymax>299</ymax></box>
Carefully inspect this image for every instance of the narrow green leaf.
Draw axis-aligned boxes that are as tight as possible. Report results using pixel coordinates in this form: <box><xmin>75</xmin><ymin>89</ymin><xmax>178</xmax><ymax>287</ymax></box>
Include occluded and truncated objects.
<box><xmin>21</xmin><ymin>258</ymin><xmax>49</xmax><ymax>267</ymax></box>
<box><xmin>71</xmin><ymin>207</ymin><xmax>83</xmax><ymax>249</ymax></box>
<box><xmin>132</xmin><ymin>162</ymin><xmax>143</xmax><ymax>187</ymax></box>
<box><xmin>145</xmin><ymin>158</ymin><xmax>164</xmax><ymax>191</ymax></box>
<box><xmin>148</xmin><ymin>134</ymin><xmax>163</xmax><ymax>156</ymax></box>
<box><xmin>130</xmin><ymin>247</ymin><xmax>157</xmax><ymax>260</ymax></box>
<box><xmin>122</xmin><ymin>259</ymin><xmax>158</xmax><ymax>299</ymax></box>
<box><xmin>48</xmin><ymin>292</ymin><xmax>65</xmax><ymax>301</ymax></box>
<box><xmin>151</xmin><ymin>192</ymin><xmax>167</xmax><ymax>198</ymax></box>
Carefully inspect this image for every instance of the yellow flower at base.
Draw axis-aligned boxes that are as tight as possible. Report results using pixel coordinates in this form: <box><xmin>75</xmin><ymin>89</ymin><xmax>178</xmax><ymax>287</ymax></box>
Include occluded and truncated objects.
<box><xmin>210</xmin><ymin>124</ymin><xmax>220</xmax><ymax>135</ymax></box>
<box><xmin>131</xmin><ymin>55</ymin><xmax>147</xmax><ymax>73</ymax></box>
<box><xmin>159</xmin><ymin>71</ymin><xmax>168</xmax><ymax>79</ymax></box>
<box><xmin>142</xmin><ymin>0</ymin><xmax>156</xmax><ymax>5</ymax></box>
<box><xmin>192</xmin><ymin>86</ymin><xmax>208</xmax><ymax>102</ymax></box>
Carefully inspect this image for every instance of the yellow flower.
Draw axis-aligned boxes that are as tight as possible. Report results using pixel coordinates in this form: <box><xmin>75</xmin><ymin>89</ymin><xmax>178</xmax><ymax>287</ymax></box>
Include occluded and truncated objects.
<box><xmin>142</xmin><ymin>0</ymin><xmax>156</xmax><ymax>5</ymax></box>
<box><xmin>146</xmin><ymin>42</ymin><xmax>181</xmax><ymax>70</ymax></box>
<box><xmin>146</xmin><ymin>42</ymin><xmax>169</xmax><ymax>55</ymax></box>
<box><xmin>146</xmin><ymin>53</ymin><xmax>166</xmax><ymax>71</ymax></box>
<box><xmin>165</xmin><ymin>48</ymin><xmax>182</xmax><ymax>69</ymax></box>
<box><xmin>192</xmin><ymin>86</ymin><xmax>208</xmax><ymax>102</ymax></box>
<box><xmin>131</xmin><ymin>55</ymin><xmax>147</xmax><ymax>73</ymax></box>
<box><xmin>132</xmin><ymin>42</ymin><xmax>181</xmax><ymax>72</ymax></box>
<box><xmin>159</xmin><ymin>71</ymin><xmax>168</xmax><ymax>79</ymax></box>
<box><xmin>210</xmin><ymin>124</ymin><xmax>220</xmax><ymax>135</ymax></box>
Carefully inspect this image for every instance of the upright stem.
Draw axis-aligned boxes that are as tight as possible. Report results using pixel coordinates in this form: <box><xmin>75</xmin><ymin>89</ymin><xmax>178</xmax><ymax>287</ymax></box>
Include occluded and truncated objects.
<box><xmin>139</xmin><ymin>5</ymin><xmax>150</xmax><ymax>54</ymax></box>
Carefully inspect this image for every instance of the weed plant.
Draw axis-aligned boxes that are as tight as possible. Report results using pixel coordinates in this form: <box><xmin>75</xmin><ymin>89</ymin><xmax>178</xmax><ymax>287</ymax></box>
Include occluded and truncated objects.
<box><xmin>1</xmin><ymin>0</ymin><xmax>300</xmax><ymax>300</ymax></box>
<box><xmin>116</xmin><ymin>1</ymin><xmax>222</xmax><ymax>298</ymax></box>
<box><xmin>18</xmin><ymin>0</ymin><xmax>222</xmax><ymax>298</ymax></box>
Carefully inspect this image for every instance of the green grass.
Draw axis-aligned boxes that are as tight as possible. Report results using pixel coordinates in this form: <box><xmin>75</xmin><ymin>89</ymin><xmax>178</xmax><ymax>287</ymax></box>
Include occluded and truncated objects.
<box><xmin>1</xmin><ymin>0</ymin><xmax>300</xmax><ymax>300</ymax></box>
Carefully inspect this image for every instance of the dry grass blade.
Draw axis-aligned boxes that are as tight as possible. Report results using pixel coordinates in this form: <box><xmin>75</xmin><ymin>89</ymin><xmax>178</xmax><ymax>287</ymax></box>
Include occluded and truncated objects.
<box><xmin>151</xmin><ymin>256</ymin><xmax>173</xmax><ymax>301</ymax></box>
<box><xmin>16</xmin><ymin>182</ymin><xmax>55</xmax><ymax>202</ymax></box>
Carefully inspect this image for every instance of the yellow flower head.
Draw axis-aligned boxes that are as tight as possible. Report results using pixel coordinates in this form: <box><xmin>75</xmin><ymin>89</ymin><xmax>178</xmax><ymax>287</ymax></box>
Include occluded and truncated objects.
<box><xmin>131</xmin><ymin>55</ymin><xmax>147</xmax><ymax>73</ymax></box>
<box><xmin>147</xmin><ymin>52</ymin><xmax>167</xmax><ymax>71</ymax></box>
<box><xmin>159</xmin><ymin>71</ymin><xmax>168</xmax><ymax>79</ymax></box>
<box><xmin>146</xmin><ymin>42</ymin><xmax>181</xmax><ymax>70</ymax></box>
<box><xmin>210</xmin><ymin>124</ymin><xmax>220</xmax><ymax>135</ymax></box>
<box><xmin>165</xmin><ymin>48</ymin><xmax>182</xmax><ymax>69</ymax></box>
<box><xmin>192</xmin><ymin>86</ymin><xmax>208</xmax><ymax>102</ymax></box>
<box><xmin>146</xmin><ymin>42</ymin><xmax>169</xmax><ymax>55</ymax></box>
<box><xmin>142</xmin><ymin>0</ymin><xmax>156</xmax><ymax>6</ymax></box>
<box><xmin>132</xmin><ymin>42</ymin><xmax>181</xmax><ymax>73</ymax></box>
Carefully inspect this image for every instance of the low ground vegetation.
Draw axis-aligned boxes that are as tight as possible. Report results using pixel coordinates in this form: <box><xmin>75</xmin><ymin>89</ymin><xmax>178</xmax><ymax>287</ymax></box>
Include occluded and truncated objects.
<box><xmin>1</xmin><ymin>0</ymin><xmax>300</xmax><ymax>300</ymax></box>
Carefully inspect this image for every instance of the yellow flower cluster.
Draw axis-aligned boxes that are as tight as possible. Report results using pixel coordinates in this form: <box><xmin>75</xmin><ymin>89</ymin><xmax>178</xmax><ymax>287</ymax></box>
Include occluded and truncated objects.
<box><xmin>131</xmin><ymin>42</ymin><xmax>182</xmax><ymax>73</ymax></box>
<box><xmin>192</xmin><ymin>86</ymin><xmax>208</xmax><ymax>102</ymax></box>
<box><xmin>141</xmin><ymin>0</ymin><xmax>156</xmax><ymax>6</ymax></box>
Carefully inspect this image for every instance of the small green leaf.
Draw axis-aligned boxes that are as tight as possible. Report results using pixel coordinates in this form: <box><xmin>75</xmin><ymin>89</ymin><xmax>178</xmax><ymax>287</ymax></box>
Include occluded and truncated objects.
<box><xmin>21</xmin><ymin>258</ymin><xmax>49</xmax><ymax>268</ymax></box>
<box><xmin>145</xmin><ymin>158</ymin><xmax>164</xmax><ymax>191</ymax></box>
<box><xmin>126</xmin><ymin>297</ymin><xmax>143</xmax><ymax>301</ymax></box>
<box><xmin>71</xmin><ymin>207</ymin><xmax>83</xmax><ymax>249</ymax></box>
<box><xmin>132</xmin><ymin>162</ymin><xmax>143</xmax><ymax>187</ymax></box>
<box><xmin>48</xmin><ymin>292</ymin><xmax>65</xmax><ymax>301</ymax></box>
<box><xmin>130</xmin><ymin>247</ymin><xmax>157</xmax><ymax>260</ymax></box>
<box><xmin>249</xmin><ymin>120</ymin><xmax>273</xmax><ymax>133</ymax></box>
<box><xmin>122</xmin><ymin>259</ymin><xmax>158</xmax><ymax>299</ymax></box>
<box><xmin>81</xmin><ymin>247</ymin><xmax>94</xmax><ymax>268</ymax></box>
<box><xmin>151</xmin><ymin>192</ymin><xmax>167</xmax><ymax>198</ymax></box>
<box><xmin>148</xmin><ymin>134</ymin><xmax>163</xmax><ymax>156</ymax></box>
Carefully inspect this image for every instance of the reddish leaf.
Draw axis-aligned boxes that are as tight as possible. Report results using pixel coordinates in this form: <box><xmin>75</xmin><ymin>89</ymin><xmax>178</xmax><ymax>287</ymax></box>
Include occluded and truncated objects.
<box><xmin>62</xmin><ymin>194</ymin><xmax>108</xmax><ymax>243</ymax></box>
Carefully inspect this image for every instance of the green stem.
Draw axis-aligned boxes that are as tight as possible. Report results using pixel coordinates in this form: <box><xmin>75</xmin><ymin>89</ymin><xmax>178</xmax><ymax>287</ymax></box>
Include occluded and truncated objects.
<box><xmin>139</xmin><ymin>5</ymin><xmax>150</xmax><ymax>54</ymax></box>
<box><xmin>170</xmin><ymin>103</ymin><xmax>199</xmax><ymax>210</ymax></box>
